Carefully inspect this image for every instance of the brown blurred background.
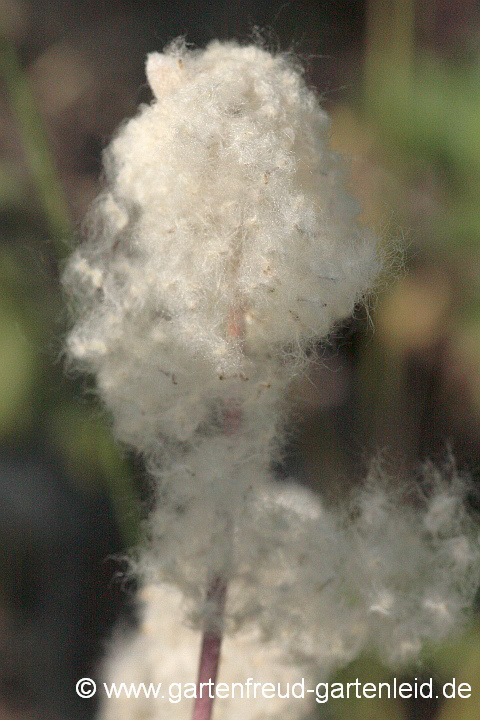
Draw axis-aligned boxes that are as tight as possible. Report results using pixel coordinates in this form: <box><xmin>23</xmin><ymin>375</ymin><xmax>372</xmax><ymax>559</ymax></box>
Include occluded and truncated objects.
<box><xmin>1</xmin><ymin>1</ymin><xmax>480</xmax><ymax>719</ymax></box>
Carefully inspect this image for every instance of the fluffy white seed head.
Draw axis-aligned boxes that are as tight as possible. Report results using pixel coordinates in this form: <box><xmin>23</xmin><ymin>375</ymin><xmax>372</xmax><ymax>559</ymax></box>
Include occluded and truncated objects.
<box><xmin>227</xmin><ymin>465</ymin><xmax>480</xmax><ymax>668</ymax></box>
<box><xmin>99</xmin><ymin>467</ymin><xmax>480</xmax><ymax>720</ymax></box>
<box><xmin>135</xmin><ymin>456</ymin><xmax>480</xmax><ymax>673</ymax></box>
<box><xmin>62</xmin><ymin>39</ymin><xmax>480</xmax><ymax>703</ymax></box>
<box><xmin>62</xmin><ymin>38</ymin><xmax>381</xmax><ymax>454</ymax></box>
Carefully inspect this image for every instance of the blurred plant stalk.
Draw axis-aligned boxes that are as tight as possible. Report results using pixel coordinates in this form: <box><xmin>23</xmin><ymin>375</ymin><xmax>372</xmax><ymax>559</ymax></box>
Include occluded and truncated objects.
<box><xmin>0</xmin><ymin>32</ymin><xmax>72</xmax><ymax>253</ymax></box>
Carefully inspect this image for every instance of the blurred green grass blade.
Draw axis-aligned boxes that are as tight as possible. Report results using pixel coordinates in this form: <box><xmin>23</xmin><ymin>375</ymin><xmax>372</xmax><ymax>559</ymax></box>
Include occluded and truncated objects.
<box><xmin>51</xmin><ymin>404</ymin><xmax>141</xmax><ymax>547</ymax></box>
<box><xmin>0</xmin><ymin>35</ymin><xmax>72</xmax><ymax>254</ymax></box>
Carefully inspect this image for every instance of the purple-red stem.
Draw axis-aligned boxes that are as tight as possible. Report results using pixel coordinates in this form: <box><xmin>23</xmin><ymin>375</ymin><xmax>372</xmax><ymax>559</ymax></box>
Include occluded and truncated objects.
<box><xmin>192</xmin><ymin>305</ymin><xmax>243</xmax><ymax>720</ymax></box>
<box><xmin>192</xmin><ymin>577</ymin><xmax>227</xmax><ymax>720</ymax></box>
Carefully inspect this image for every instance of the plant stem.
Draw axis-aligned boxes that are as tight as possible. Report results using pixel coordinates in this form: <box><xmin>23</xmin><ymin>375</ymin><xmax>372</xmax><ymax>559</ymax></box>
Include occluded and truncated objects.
<box><xmin>192</xmin><ymin>305</ymin><xmax>244</xmax><ymax>720</ymax></box>
<box><xmin>0</xmin><ymin>34</ymin><xmax>72</xmax><ymax>254</ymax></box>
<box><xmin>192</xmin><ymin>576</ymin><xmax>227</xmax><ymax>720</ymax></box>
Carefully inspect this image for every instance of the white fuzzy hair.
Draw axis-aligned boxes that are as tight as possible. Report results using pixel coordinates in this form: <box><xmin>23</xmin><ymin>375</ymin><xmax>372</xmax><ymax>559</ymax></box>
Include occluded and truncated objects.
<box><xmin>62</xmin><ymin>41</ymin><xmax>480</xmax><ymax>718</ymax></box>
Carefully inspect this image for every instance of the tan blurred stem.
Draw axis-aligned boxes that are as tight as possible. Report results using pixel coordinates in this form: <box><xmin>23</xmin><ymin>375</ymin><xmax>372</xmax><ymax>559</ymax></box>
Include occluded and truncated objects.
<box><xmin>364</xmin><ymin>0</ymin><xmax>415</xmax><ymax>115</ymax></box>
<box><xmin>192</xmin><ymin>307</ymin><xmax>245</xmax><ymax>720</ymax></box>
<box><xmin>0</xmin><ymin>35</ymin><xmax>72</xmax><ymax>253</ymax></box>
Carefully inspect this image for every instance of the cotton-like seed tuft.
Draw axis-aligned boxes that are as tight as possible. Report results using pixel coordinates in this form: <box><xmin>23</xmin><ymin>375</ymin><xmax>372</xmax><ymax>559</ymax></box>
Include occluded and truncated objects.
<box><xmin>62</xmin><ymin>40</ymin><xmax>480</xmax><ymax>719</ymax></box>
<box><xmin>62</xmin><ymin>39</ymin><xmax>381</xmax><ymax>455</ymax></box>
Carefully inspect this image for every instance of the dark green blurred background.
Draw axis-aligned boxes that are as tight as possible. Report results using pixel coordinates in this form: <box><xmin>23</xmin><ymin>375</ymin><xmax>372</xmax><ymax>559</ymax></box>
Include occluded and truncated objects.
<box><xmin>1</xmin><ymin>1</ymin><xmax>480</xmax><ymax>719</ymax></box>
